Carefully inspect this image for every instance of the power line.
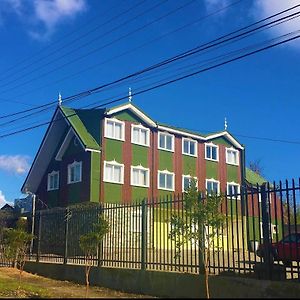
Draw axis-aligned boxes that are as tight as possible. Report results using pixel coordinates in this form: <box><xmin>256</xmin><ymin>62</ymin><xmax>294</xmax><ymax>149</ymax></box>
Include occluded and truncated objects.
<box><xmin>0</xmin><ymin>6</ymin><xmax>297</xmax><ymax>127</ymax></box>
<box><xmin>0</xmin><ymin>29</ymin><xmax>299</xmax><ymax>142</ymax></box>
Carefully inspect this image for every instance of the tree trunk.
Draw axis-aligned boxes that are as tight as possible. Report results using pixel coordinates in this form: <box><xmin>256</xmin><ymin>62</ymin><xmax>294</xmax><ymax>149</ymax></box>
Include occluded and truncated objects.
<box><xmin>204</xmin><ymin>247</ymin><xmax>210</xmax><ymax>299</ymax></box>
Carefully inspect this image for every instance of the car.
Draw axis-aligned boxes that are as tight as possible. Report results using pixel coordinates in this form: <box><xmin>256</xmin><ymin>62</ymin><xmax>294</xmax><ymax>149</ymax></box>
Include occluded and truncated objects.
<box><xmin>256</xmin><ymin>233</ymin><xmax>300</xmax><ymax>266</ymax></box>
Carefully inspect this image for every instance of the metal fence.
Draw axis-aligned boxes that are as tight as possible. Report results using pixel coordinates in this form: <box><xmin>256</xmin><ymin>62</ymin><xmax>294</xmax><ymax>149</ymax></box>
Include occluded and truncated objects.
<box><xmin>28</xmin><ymin>179</ymin><xmax>300</xmax><ymax>281</ymax></box>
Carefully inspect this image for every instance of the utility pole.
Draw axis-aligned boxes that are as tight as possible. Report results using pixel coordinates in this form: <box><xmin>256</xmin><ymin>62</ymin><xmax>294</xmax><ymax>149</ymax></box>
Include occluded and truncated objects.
<box><xmin>28</xmin><ymin>192</ymin><xmax>36</xmax><ymax>258</ymax></box>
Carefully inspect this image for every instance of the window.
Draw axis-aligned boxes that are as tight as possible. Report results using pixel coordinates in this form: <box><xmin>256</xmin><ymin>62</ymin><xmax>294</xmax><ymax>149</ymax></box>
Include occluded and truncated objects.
<box><xmin>47</xmin><ymin>171</ymin><xmax>59</xmax><ymax>191</ymax></box>
<box><xmin>131</xmin><ymin>166</ymin><xmax>150</xmax><ymax>187</ymax></box>
<box><xmin>206</xmin><ymin>179</ymin><xmax>220</xmax><ymax>195</ymax></box>
<box><xmin>104</xmin><ymin>118</ymin><xmax>125</xmax><ymax>141</ymax></box>
<box><xmin>205</xmin><ymin>143</ymin><xmax>218</xmax><ymax>161</ymax></box>
<box><xmin>226</xmin><ymin>147</ymin><xmax>239</xmax><ymax>165</ymax></box>
<box><xmin>182</xmin><ymin>175</ymin><xmax>198</xmax><ymax>192</ymax></box>
<box><xmin>182</xmin><ymin>138</ymin><xmax>197</xmax><ymax>157</ymax></box>
<box><xmin>103</xmin><ymin>161</ymin><xmax>124</xmax><ymax>184</ymax></box>
<box><xmin>227</xmin><ymin>182</ymin><xmax>240</xmax><ymax>199</ymax></box>
<box><xmin>158</xmin><ymin>170</ymin><xmax>175</xmax><ymax>191</ymax></box>
<box><xmin>131</xmin><ymin>124</ymin><xmax>150</xmax><ymax>147</ymax></box>
<box><xmin>158</xmin><ymin>132</ymin><xmax>174</xmax><ymax>152</ymax></box>
<box><xmin>68</xmin><ymin>161</ymin><xmax>82</xmax><ymax>184</ymax></box>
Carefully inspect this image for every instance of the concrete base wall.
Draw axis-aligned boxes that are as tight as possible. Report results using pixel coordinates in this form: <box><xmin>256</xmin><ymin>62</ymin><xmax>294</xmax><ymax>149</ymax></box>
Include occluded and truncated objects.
<box><xmin>24</xmin><ymin>262</ymin><xmax>300</xmax><ymax>298</ymax></box>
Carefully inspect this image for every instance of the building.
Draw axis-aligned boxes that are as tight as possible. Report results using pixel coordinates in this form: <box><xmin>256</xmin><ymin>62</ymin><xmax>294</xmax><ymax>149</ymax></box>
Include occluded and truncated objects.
<box><xmin>21</xmin><ymin>102</ymin><xmax>245</xmax><ymax>209</ymax></box>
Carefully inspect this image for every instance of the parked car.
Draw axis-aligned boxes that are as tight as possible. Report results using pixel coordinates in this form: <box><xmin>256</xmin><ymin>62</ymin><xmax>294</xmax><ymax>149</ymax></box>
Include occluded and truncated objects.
<box><xmin>256</xmin><ymin>233</ymin><xmax>300</xmax><ymax>266</ymax></box>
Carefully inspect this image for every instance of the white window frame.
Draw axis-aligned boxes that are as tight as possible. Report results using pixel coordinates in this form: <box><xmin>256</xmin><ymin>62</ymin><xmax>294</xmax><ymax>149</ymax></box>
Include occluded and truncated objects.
<box><xmin>205</xmin><ymin>142</ymin><xmax>219</xmax><ymax>162</ymax></box>
<box><xmin>103</xmin><ymin>160</ymin><xmax>124</xmax><ymax>184</ymax></box>
<box><xmin>182</xmin><ymin>175</ymin><xmax>198</xmax><ymax>192</ymax></box>
<box><xmin>226</xmin><ymin>147</ymin><xmax>239</xmax><ymax>166</ymax></box>
<box><xmin>205</xmin><ymin>178</ymin><xmax>220</xmax><ymax>195</ymax></box>
<box><xmin>182</xmin><ymin>138</ymin><xmax>197</xmax><ymax>157</ymax></box>
<box><xmin>226</xmin><ymin>182</ymin><xmax>241</xmax><ymax>199</ymax></box>
<box><xmin>67</xmin><ymin>161</ymin><xmax>82</xmax><ymax>184</ymax></box>
<box><xmin>47</xmin><ymin>171</ymin><xmax>59</xmax><ymax>191</ymax></box>
<box><xmin>158</xmin><ymin>170</ymin><xmax>175</xmax><ymax>191</ymax></box>
<box><xmin>104</xmin><ymin>117</ymin><xmax>125</xmax><ymax>141</ymax></box>
<box><xmin>130</xmin><ymin>165</ymin><xmax>150</xmax><ymax>187</ymax></box>
<box><xmin>158</xmin><ymin>131</ymin><xmax>175</xmax><ymax>152</ymax></box>
<box><xmin>131</xmin><ymin>124</ymin><xmax>150</xmax><ymax>147</ymax></box>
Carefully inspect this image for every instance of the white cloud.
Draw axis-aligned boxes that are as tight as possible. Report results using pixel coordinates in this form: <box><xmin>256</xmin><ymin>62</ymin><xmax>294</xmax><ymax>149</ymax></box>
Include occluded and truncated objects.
<box><xmin>252</xmin><ymin>0</ymin><xmax>300</xmax><ymax>48</ymax></box>
<box><xmin>0</xmin><ymin>0</ymin><xmax>87</xmax><ymax>40</ymax></box>
<box><xmin>0</xmin><ymin>155</ymin><xmax>30</xmax><ymax>175</ymax></box>
<box><xmin>204</xmin><ymin>0</ymin><xmax>230</xmax><ymax>11</ymax></box>
<box><xmin>0</xmin><ymin>190</ymin><xmax>6</xmax><ymax>208</ymax></box>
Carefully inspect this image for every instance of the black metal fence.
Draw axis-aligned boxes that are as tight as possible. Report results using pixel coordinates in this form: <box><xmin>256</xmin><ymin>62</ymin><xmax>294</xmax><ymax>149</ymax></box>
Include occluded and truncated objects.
<box><xmin>29</xmin><ymin>179</ymin><xmax>300</xmax><ymax>281</ymax></box>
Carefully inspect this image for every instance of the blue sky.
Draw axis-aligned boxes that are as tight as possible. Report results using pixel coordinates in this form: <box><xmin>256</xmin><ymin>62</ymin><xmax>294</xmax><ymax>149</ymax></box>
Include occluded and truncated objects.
<box><xmin>0</xmin><ymin>0</ymin><xmax>299</xmax><ymax>207</ymax></box>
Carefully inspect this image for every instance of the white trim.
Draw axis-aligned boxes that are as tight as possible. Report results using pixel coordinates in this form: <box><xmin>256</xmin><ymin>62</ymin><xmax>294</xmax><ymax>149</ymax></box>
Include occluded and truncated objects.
<box><xmin>67</xmin><ymin>161</ymin><xmax>82</xmax><ymax>184</ymax></box>
<box><xmin>130</xmin><ymin>165</ymin><xmax>150</xmax><ymax>187</ymax></box>
<box><xmin>103</xmin><ymin>160</ymin><xmax>124</xmax><ymax>184</ymax></box>
<box><xmin>205</xmin><ymin>178</ymin><xmax>220</xmax><ymax>195</ymax></box>
<box><xmin>131</xmin><ymin>124</ymin><xmax>150</xmax><ymax>147</ymax></box>
<box><xmin>226</xmin><ymin>182</ymin><xmax>241</xmax><ymax>200</ymax></box>
<box><xmin>85</xmin><ymin>148</ymin><xmax>101</xmax><ymax>153</ymax></box>
<box><xmin>205</xmin><ymin>131</ymin><xmax>244</xmax><ymax>150</ymax></box>
<box><xmin>47</xmin><ymin>171</ymin><xmax>59</xmax><ymax>191</ymax></box>
<box><xmin>104</xmin><ymin>117</ymin><xmax>125</xmax><ymax>141</ymax></box>
<box><xmin>182</xmin><ymin>174</ymin><xmax>198</xmax><ymax>192</ymax></box>
<box><xmin>182</xmin><ymin>137</ymin><xmax>197</xmax><ymax>157</ymax></box>
<box><xmin>225</xmin><ymin>147</ymin><xmax>239</xmax><ymax>166</ymax></box>
<box><xmin>158</xmin><ymin>131</ymin><xmax>175</xmax><ymax>152</ymax></box>
<box><xmin>205</xmin><ymin>142</ymin><xmax>219</xmax><ymax>162</ymax></box>
<box><xmin>106</xmin><ymin>103</ymin><xmax>157</xmax><ymax>127</ymax></box>
<box><xmin>158</xmin><ymin>170</ymin><xmax>175</xmax><ymax>191</ymax></box>
<box><xmin>157</xmin><ymin>125</ymin><xmax>205</xmax><ymax>141</ymax></box>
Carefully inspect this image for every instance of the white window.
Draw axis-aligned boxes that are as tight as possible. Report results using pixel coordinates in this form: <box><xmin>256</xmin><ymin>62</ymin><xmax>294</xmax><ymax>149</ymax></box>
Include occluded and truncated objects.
<box><xmin>226</xmin><ymin>147</ymin><xmax>239</xmax><ymax>165</ymax></box>
<box><xmin>182</xmin><ymin>138</ymin><xmax>197</xmax><ymax>157</ymax></box>
<box><xmin>68</xmin><ymin>161</ymin><xmax>82</xmax><ymax>184</ymax></box>
<box><xmin>206</xmin><ymin>179</ymin><xmax>220</xmax><ymax>195</ymax></box>
<box><xmin>205</xmin><ymin>143</ymin><xmax>219</xmax><ymax>161</ymax></box>
<box><xmin>182</xmin><ymin>175</ymin><xmax>198</xmax><ymax>192</ymax></box>
<box><xmin>158</xmin><ymin>132</ymin><xmax>174</xmax><ymax>152</ymax></box>
<box><xmin>103</xmin><ymin>160</ymin><xmax>124</xmax><ymax>184</ymax></box>
<box><xmin>131</xmin><ymin>166</ymin><xmax>150</xmax><ymax>187</ymax></box>
<box><xmin>131</xmin><ymin>124</ymin><xmax>150</xmax><ymax>147</ymax></box>
<box><xmin>104</xmin><ymin>118</ymin><xmax>125</xmax><ymax>141</ymax></box>
<box><xmin>227</xmin><ymin>182</ymin><xmax>240</xmax><ymax>199</ymax></box>
<box><xmin>158</xmin><ymin>170</ymin><xmax>175</xmax><ymax>191</ymax></box>
<box><xmin>47</xmin><ymin>171</ymin><xmax>59</xmax><ymax>191</ymax></box>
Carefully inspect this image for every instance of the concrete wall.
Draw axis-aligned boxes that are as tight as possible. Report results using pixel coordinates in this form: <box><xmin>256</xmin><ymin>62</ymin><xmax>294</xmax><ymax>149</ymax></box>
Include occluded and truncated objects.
<box><xmin>24</xmin><ymin>262</ymin><xmax>300</xmax><ymax>298</ymax></box>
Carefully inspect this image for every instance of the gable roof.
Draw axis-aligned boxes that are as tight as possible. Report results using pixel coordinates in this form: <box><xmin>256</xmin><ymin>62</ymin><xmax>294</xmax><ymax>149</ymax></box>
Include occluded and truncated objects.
<box><xmin>106</xmin><ymin>102</ymin><xmax>244</xmax><ymax>149</ymax></box>
<box><xmin>245</xmin><ymin>168</ymin><xmax>267</xmax><ymax>186</ymax></box>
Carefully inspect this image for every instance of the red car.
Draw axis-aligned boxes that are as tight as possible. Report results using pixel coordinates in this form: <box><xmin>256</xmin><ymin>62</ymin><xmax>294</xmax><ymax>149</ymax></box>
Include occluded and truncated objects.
<box><xmin>256</xmin><ymin>233</ymin><xmax>300</xmax><ymax>266</ymax></box>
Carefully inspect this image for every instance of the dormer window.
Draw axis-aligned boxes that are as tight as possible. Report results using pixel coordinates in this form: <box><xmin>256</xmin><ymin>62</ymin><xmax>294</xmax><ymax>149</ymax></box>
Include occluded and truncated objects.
<box><xmin>104</xmin><ymin>118</ymin><xmax>125</xmax><ymax>141</ymax></box>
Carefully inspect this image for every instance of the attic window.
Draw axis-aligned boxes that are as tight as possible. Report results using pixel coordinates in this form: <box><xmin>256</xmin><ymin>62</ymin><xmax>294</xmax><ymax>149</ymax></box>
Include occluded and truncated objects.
<box><xmin>104</xmin><ymin>118</ymin><xmax>125</xmax><ymax>141</ymax></box>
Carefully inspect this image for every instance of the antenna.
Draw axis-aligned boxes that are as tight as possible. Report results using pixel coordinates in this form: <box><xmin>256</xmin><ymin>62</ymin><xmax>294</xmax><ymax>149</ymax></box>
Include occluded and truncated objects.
<box><xmin>128</xmin><ymin>87</ymin><xmax>132</xmax><ymax>102</ymax></box>
<box><xmin>224</xmin><ymin>117</ymin><xmax>228</xmax><ymax>131</ymax></box>
<box><xmin>58</xmin><ymin>92</ymin><xmax>62</xmax><ymax>106</ymax></box>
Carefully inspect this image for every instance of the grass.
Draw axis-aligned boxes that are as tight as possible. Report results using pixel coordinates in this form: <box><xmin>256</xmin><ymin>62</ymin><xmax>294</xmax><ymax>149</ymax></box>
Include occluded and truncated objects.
<box><xmin>0</xmin><ymin>267</ymin><xmax>152</xmax><ymax>298</ymax></box>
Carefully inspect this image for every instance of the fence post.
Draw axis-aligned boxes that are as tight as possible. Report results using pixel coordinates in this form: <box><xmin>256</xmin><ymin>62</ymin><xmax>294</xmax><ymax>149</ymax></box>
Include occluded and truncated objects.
<box><xmin>64</xmin><ymin>207</ymin><xmax>70</xmax><ymax>265</ymax></box>
<box><xmin>141</xmin><ymin>199</ymin><xmax>147</xmax><ymax>270</ymax></box>
<box><xmin>36</xmin><ymin>211</ymin><xmax>42</xmax><ymax>263</ymax></box>
<box><xmin>260</xmin><ymin>183</ymin><xmax>272</xmax><ymax>279</ymax></box>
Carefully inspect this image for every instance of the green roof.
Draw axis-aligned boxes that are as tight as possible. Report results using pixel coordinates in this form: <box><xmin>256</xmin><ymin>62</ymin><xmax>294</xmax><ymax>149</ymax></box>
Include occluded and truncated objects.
<box><xmin>246</xmin><ymin>168</ymin><xmax>267</xmax><ymax>186</ymax></box>
<box><xmin>60</xmin><ymin>106</ymin><xmax>103</xmax><ymax>151</ymax></box>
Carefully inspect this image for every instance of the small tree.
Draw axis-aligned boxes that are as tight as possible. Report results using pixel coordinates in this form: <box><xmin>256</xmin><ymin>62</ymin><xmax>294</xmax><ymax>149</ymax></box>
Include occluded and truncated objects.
<box><xmin>2</xmin><ymin>217</ymin><xmax>33</xmax><ymax>286</ymax></box>
<box><xmin>169</xmin><ymin>179</ymin><xmax>225</xmax><ymax>299</ymax></box>
<box><xmin>79</xmin><ymin>213</ymin><xmax>110</xmax><ymax>298</ymax></box>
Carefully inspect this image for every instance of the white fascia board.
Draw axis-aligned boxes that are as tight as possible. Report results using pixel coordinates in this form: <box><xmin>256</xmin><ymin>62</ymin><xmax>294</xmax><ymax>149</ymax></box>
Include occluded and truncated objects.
<box><xmin>22</xmin><ymin>108</ymin><xmax>68</xmax><ymax>193</ymax></box>
<box><xmin>86</xmin><ymin>148</ymin><xmax>101</xmax><ymax>153</ymax></box>
<box><xmin>205</xmin><ymin>131</ymin><xmax>244</xmax><ymax>150</ymax></box>
<box><xmin>157</xmin><ymin>125</ymin><xmax>206</xmax><ymax>141</ymax></box>
<box><xmin>106</xmin><ymin>103</ymin><xmax>157</xmax><ymax>127</ymax></box>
